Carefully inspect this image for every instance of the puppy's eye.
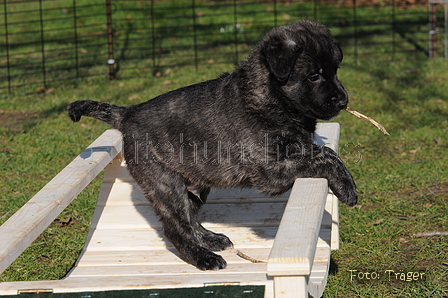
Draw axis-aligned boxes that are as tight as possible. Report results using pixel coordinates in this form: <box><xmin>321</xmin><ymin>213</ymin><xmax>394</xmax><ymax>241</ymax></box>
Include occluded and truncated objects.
<box><xmin>309</xmin><ymin>74</ymin><xmax>320</xmax><ymax>82</ymax></box>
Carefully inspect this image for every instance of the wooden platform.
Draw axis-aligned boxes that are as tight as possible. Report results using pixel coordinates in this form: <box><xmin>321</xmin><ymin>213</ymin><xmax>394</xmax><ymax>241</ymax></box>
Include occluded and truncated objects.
<box><xmin>0</xmin><ymin>123</ymin><xmax>341</xmax><ymax>298</ymax></box>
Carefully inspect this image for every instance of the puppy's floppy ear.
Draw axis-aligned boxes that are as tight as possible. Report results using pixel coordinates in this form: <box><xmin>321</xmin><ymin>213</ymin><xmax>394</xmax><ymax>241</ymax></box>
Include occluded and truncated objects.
<box><xmin>335</xmin><ymin>43</ymin><xmax>343</xmax><ymax>63</ymax></box>
<box><xmin>263</xmin><ymin>39</ymin><xmax>300</xmax><ymax>83</ymax></box>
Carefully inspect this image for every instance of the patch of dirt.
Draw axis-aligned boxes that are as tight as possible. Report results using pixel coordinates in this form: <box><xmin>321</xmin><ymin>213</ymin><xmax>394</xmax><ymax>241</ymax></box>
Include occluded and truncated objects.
<box><xmin>0</xmin><ymin>110</ymin><xmax>38</xmax><ymax>128</ymax></box>
<box><xmin>394</xmin><ymin>183</ymin><xmax>448</xmax><ymax>200</ymax></box>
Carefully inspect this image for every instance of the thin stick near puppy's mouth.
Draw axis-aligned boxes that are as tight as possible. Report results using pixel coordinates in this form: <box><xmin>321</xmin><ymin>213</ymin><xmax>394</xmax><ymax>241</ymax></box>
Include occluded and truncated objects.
<box><xmin>345</xmin><ymin>107</ymin><xmax>390</xmax><ymax>136</ymax></box>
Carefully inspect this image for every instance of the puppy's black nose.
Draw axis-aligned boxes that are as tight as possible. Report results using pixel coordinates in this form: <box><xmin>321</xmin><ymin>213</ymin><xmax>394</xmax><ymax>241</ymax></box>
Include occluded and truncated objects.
<box><xmin>332</xmin><ymin>96</ymin><xmax>348</xmax><ymax>109</ymax></box>
<box><xmin>338</xmin><ymin>99</ymin><xmax>348</xmax><ymax>109</ymax></box>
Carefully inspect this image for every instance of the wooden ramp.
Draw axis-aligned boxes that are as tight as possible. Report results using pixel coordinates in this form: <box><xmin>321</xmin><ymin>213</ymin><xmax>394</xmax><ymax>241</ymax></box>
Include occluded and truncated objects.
<box><xmin>0</xmin><ymin>123</ymin><xmax>341</xmax><ymax>298</ymax></box>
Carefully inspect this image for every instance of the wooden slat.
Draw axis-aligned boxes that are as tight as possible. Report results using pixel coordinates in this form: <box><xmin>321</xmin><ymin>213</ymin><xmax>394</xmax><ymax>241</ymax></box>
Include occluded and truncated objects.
<box><xmin>267</xmin><ymin>178</ymin><xmax>328</xmax><ymax>276</ymax></box>
<box><xmin>315</xmin><ymin>123</ymin><xmax>341</xmax><ymax>251</ymax></box>
<box><xmin>273</xmin><ymin>276</ymin><xmax>307</xmax><ymax>298</ymax></box>
<box><xmin>73</xmin><ymin>248</ymin><xmax>273</xmax><ymax>267</ymax></box>
<box><xmin>98</xmin><ymin>177</ymin><xmax>291</xmax><ymax>208</ymax></box>
<box><xmin>314</xmin><ymin>122</ymin><xmax>340</xmax><ymax>152</ymax></box>
<box><xmin>321</xmin><ymin>194</ymin><xmax>333</xmax><ymax>229</ymax></box>
<box><xmin>68</xmin><ymin>262</ymin><xmax>268</xmax><ymax>278</ymax></box>
<box><xmin>208</xmin><ymin>188</ymin><xmax>290</xmax><ymax>204</ymax></box>
<box><xmin>79</xmin><ymin>227</ymin><xmax>278</xmax><ymax>252</ymax></box>
<box><xmin>0</xmin><ymin>129</ymin><xmax>122</xmax><ymax>275</ymax></box>
<box><xmin>85</xmin><ymin>203</ymin><xmax>286</xmax><ymax>230</ymax></box>
<box><xmin>0</xmin><ymin>274</ymin><xmax>273</xmax><ymax>296</ymax></box>
<box><xmin>308</xmin><ymin>247</ymin><xmax>331</xmax><ymax>298</ymax></box>
<box><xmin>330</xmin><ymin>190</ymin><xmax>340</xmax><ymax>250</ymax></box>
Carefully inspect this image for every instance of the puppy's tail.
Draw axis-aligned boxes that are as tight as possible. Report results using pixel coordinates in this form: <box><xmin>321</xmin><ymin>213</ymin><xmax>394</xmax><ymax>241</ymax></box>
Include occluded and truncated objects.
<box><xmin>68</xmin><ymin>100</ymin><xmax>126</xmax><ymax>129</ymax></box>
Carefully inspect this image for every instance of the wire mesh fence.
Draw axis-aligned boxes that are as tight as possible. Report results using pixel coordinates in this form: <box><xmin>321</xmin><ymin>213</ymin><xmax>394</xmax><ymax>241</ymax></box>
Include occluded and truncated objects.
<box><xmin>1</xmin><ymin>0</ymin><xmax>446</xmax><ymax>94</ymax></box>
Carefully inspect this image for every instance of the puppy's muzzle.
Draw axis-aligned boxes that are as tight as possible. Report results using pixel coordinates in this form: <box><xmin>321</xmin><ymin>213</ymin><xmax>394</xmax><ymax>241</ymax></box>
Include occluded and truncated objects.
<box><xmin>332</xmin><ymin>95</ymin><xmax>348</xmax><ymax>110</ymax></box>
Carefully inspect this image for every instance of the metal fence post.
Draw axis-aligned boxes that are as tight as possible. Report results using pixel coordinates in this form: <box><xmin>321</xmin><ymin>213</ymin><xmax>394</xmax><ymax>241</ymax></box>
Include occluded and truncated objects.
<box><xmin>353</xmin><ymin>0</ymin><xmax>358</xmax><ymax>64</ymax></box>
<box><xmin>233</xmin><ymin>0</ymin><xmax>239</xmax><ymax>65</ymax></box>
<box><xmin>445</xmin><ymin>0</ymin><xmax>447</xmax><ymax>58</ymax></box>
<box><xmin>150</xmin><ymin>0</ymin><xmax>156</xmax><ymax>74</ymax></box>
<box><xmin>430</xmin><ymin>1</ymin><xmax>436</xmax><ymax>58</ymax></box>
<box><xmin>106</xmin><ymin>0</ymin><xmax>115</xmax><ymax>79</ymax></box>
<box><xmin>392</xmin><ymin>0</ymin><xmax>396</xmax><ymax>60</ymax></box>
<box><xmin>192</xmin><ymin>0</ymin><xmax>199</xmax><ymax>71</ymax></box>
<box><xmin>38</xmin><ymin>0</ymin><xmax>47</xmax><ymax>88</ymax></box>
<box><xmin>73</xmin><ymin>0</ymin><xmax>80</xmax><ymax>84</ymax></box>
<box><xmin>3</xmin><ymin>1</ymin><xmax>11</xmax><ymax>94</ymax></box>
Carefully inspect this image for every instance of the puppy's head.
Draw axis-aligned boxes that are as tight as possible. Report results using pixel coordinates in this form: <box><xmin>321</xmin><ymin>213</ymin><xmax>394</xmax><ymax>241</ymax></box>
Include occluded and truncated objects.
<box><xmin>260</xmin><ymin>20</ymin><xmax>348</xmax><ymax>120</ymax></box>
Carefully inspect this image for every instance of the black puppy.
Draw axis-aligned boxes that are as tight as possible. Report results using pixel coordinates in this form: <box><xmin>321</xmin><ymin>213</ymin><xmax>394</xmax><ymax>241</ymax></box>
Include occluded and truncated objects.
<box><xmin>68</xmin><ymin>20</ymin><xmax>357</xmax><ymax>271</ymax></box>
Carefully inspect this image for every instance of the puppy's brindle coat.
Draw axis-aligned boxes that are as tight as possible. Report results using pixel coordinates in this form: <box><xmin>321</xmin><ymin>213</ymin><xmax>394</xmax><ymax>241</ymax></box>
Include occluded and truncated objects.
<box><xmin>68</xmin><ymin>20</ymin><xmax>358</xmax><ymax>271</ymax></box>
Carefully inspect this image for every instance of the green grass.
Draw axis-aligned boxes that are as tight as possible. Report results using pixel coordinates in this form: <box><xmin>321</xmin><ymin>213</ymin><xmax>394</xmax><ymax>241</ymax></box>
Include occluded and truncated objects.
<box><xmin>324</xmin><ymin>56</ymin><xmax>448</xmax><ymax>297</ymax></box>
<box><xmin>1</xmin><ymin>1</ymin><xmax>447</xmax><ymax>297</ymax></box>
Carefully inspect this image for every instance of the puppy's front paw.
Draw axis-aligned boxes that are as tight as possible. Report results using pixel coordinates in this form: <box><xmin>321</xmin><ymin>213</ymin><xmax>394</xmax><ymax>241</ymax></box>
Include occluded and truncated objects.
<box><xmin>199</xmin><ymin>228</ymin><xmax>234</xmax><ymax>251</ymax></box>
<box><xmin>339</xmin><ymin>184</ymin><xmax>358</xmax><ymax>207</ymax></box>
<box><xmin>323</xmin><ymin>152</ymin><xmax>358</xmax><ymax>206</ymax></box>
<box><xmin>331</xmin><ymin>176</ymin><xmax>358</xmax><ymax>207</ymax></box>
<box><xmin>194</xmin><ymin>249</ymin><xmax>227</xmax><ymax>271</ymax></box>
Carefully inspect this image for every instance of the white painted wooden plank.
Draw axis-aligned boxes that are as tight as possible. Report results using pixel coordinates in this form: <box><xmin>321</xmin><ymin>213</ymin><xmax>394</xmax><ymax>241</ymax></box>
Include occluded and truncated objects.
<box><xmin>208</xmin><ymin>188</ymin><xmax>291</xmax><ymax>203</ymax></box>
<box><xmin>315</xmin><ymin>123</ymin><xmax>341</xmax><ymax>251</ymax></box>
<box><xmin>308</xmin><ymin>242</ymin><xmax>331</xmax><ymax>298</ymax></box>
<box><xmin>0</xmin><ymin>129</ymin><xmax>122</xmax><ymax>275</ymax></box>
<box><xmin>267</xmin><ymin>178</ymin><xmax>328</xmax><ymax>276</ymax></box>
<box><xmin>309</xmin><ymin>265</ymin><xmax>329</xmax><ymax>276</ymax></box>
<box><xmin>321</xmin><ymin>194</ymin><xmax>333</xmax><ymax>229</ymax></box>
<box><xmin>87</xmin><ymin>203</ymin><xmax>286</xmax><ymax>230</ymax></box>
<box><xmin>77</xmin><ymin>227</ymin><xmax>329</xmax><ymax>260</ymax></box>
<box><xmin>99</xmin><ymin>167</ymin><xmax>291</xmax><ymax>207</ymax></box>
<box><xmin>73</xmin><ymin>248</ymin><xmax>272</xmax><ymax>267</ymax></box>
<box><xmin>330</xmin><ymin>191</ymin><xmax>340</xmax><ymax>250</ymax></box>
<box><xmin>264</xmin><ymin>281</ymin><xmax>274</xmax><ymax>298</ymax></box>
<box><xmin>309</xmin><ymin>270</ymin><xmax>329</xmax><ymax>298</ymax></box>
<box><xmin>97</xmin><ymin>181</ymin><xmax>146</xmax><ymax>206</ymax></box>
<box><xmin>313</xmin><ymin>246</ymin><xmax>330</xmax><ymax>264</ymax></box>
<box><xmin>0</xmin><ymin>274</ymin><xmax>272</xmax><ymax>296</ymax></box>
<box><xmin>200</xmin><ymin>202</ymin><xmax>285</xmax><ymax>227</ymax></box>
<box><xmin>309</xmin><ymin>268</ymin><xmax>329</xmax><ymax>298</ymax></box>
<box><xmin>309</xmin><ymin>263</ymin><xmax>330</xmax><ymax>279</ymax></box>
<box><xmin>309</xmin><ymin>270</ymin><xmax>327</xmax><ymax>281</ymax></box>
<box><xmin>314</xmin><ymin>122</ymin><xmax>340</xmax><ymax>152</ymax></box>
<box><xmin>73</xmin><ymin>249</ymin><xmax>185</xmax><ymax>268</ymax></box>
<box><xmin>102</xmin><ymin>158</ymin><xmax>132</xmax><ymax>183</ymax></box>
<box><xmin>317</xmin><ymin>230</ymin><xmax>331</xmax><ymax>248</ymax></box>
<box><xmin>80</xmin><ymin>227</ymin><xmax>278</xmax><ymax>252</ymax></box>
<box><xmin>273</xmin><ymin>276</ymin><xmax>307</xmax><ymax>298</ymax></box>
<box><xmin>308</xmin><ymin>196</ymin><xmax>332</xmax><ymax>298</ymax></box>
<box><xmin>97</xmin><ymin>180</ymin><xmax>291</xmax><ymax>207</ymax></box>
<box><xmin>67</xmin><ymin>262</ymin><xmax>268</xmax><ymax>277</ymax></box>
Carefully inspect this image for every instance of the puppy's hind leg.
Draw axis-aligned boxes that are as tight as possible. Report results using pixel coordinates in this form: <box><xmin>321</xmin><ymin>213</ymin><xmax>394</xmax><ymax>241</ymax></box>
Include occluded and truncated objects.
<box><xmin>186</xmin><ymin>187</ymin><xmax>233</xmax><ymax>252</ymax></box>
<box><xmin>139</xmin><ymin>172</ymin><xmax>229</xmax><ymax>270</ymax></box>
